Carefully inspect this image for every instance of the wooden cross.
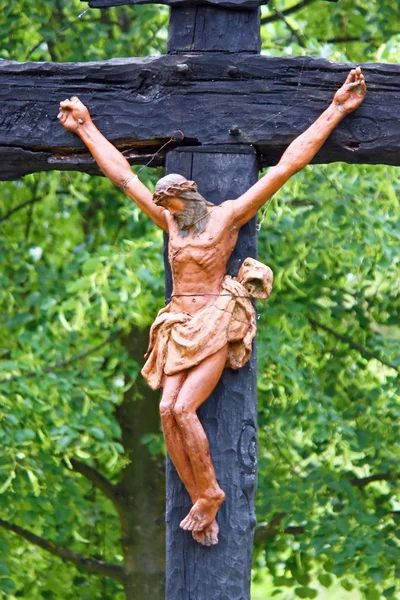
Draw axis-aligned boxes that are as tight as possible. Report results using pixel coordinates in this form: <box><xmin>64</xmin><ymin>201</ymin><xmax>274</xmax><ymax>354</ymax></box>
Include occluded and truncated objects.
<box><xmin>1</xmin><ymin>1</ymin><xmax>399</xmax><ymax>599</ymax></box>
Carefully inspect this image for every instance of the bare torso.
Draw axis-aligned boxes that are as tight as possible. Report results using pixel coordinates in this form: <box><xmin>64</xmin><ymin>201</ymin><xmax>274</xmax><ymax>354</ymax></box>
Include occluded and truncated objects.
<box><xmin>165</xmin><ymin>205</ymin><xmax>239</xmax><ymax>316</ymax></box>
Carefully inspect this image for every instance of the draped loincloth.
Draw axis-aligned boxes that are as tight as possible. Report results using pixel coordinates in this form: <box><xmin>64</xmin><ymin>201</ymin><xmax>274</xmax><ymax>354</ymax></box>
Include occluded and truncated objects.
<box><xmin>141</xmin><ymin>258</ymin><xmax>273</xmax><ymax>390</ymax></box>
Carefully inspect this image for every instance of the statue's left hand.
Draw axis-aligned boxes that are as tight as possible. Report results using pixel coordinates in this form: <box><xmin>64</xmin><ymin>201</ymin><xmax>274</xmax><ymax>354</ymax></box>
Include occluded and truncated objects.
<box><xmin>333</xmin><ymin>67</ymin><xmax>367</xmax><ymax>115</ymax></box>
<box><xmin>57</xmin><ymin>96</ymin><xmax>92</xmax><ymax>133</ymax></box>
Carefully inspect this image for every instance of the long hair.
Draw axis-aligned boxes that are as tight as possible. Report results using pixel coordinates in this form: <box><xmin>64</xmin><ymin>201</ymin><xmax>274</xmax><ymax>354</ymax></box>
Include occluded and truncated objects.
<box><xmin>153</xmin><ymin>174</ymin><xmax>214</xmax><ymax>237</ymax></box>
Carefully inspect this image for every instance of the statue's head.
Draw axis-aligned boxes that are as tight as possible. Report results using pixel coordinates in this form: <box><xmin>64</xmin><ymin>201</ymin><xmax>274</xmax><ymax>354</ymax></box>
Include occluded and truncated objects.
<box><xmin>153</xmin><ymin>173</ymin><xmax>213</xmax><ymax>237</ymax></box>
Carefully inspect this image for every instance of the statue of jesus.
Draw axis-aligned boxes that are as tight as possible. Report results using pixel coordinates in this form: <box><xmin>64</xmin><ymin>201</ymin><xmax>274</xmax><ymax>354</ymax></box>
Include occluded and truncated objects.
<box><xmin>58</xmin><ymin>67</ymin><xmax>366</xmax><ymax>547</ymax></box>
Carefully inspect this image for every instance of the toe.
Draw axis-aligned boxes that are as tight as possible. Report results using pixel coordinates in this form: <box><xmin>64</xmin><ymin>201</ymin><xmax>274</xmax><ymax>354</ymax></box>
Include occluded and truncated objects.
<box><xmin>186</xmin><ymin>519</ymin><xmax>196</xmax><ymax>532</ymax></box>
<box><xmin>194</xmin><ymin>520</ymin><xmax>207</xmax><ymax>532</ymax></box>
<box><xmin>181</xmin><ymin>515</ymin><xmax>194</xmax><ymax>531</ymax></box>
<box><xmin>180</xmin><ymin>516</ymin><xmax>190</xmax><ymax>529</ymax></box>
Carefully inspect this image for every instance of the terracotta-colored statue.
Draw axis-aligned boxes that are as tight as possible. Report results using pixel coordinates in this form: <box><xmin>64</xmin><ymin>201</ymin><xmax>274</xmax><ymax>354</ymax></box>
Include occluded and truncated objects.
<box><xmin>58</xmin><ymin>68</ymin><xmax>366</xmax><ymax>546</ymax></box>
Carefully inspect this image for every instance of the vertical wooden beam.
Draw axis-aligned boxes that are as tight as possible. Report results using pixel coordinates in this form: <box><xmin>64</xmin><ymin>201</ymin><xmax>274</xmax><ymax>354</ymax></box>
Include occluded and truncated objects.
<box><xmin>168</xmin><ymin>6</ymin><xmax>261</xmax><ymax>54</ymax></box>
<box><xmin>164</xmin><ymin>5</ymin><xmax>261</xmax><ymax>599</ymax></box>
<box><xmin>165</xmin><ymin>149</ymin><xmax>259</xmax><ymax>600</ymax></box>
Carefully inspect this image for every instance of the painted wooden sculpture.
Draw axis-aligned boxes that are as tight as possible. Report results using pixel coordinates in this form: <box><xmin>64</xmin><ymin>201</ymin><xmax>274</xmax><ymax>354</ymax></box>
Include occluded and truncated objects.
<box><xmin>58</xmin><ymin>67</ymin><xmax>366</xmax><ymax>546</ymax></box>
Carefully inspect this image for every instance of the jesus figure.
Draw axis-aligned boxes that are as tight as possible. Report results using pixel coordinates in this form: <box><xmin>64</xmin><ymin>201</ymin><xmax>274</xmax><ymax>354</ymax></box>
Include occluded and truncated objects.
<box><xmin>58</xmin><ymin>67</ymin><xmax>366</xmax><ymax>546</ymax></box>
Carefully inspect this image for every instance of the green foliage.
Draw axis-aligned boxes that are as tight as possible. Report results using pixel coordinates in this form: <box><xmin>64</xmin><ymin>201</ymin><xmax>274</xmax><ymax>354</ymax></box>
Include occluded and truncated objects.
<box><xmin>0</xmin><ymin>1</ymin><xmax>399</xmax><ymax>598</ymax></box>
<box><xmin>254</xmin><ymin>163</ymin><xmax>399</xmax><ymax>598</ymax></box>
<box><xmin>0</xmin><ymin>0</ymin><xmax>168</xmax><ymax>62</ymax></box>
<box><xmin>260</xmin><ymin>0</ymin><xmax>400</xmax><ymax>63</ymax></box>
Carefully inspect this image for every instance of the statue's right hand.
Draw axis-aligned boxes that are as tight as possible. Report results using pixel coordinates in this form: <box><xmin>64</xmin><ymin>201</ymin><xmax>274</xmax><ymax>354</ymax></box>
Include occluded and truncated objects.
<box><xmin>57</xmin><ymin>96</ymin><xmax>91</xmax><ymax>132</ymax></box>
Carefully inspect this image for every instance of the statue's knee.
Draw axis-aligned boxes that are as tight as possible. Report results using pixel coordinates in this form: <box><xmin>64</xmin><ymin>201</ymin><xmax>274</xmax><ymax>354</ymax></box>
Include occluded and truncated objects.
<box><xmin>173</xmin><ymin>400</ymin><xmax>190</xmax><ymax>422</ymax></box>
<box><xmin>159</xmin><ymin>399</ymin><xmax>174</xmax><ymax>420</ymax></box>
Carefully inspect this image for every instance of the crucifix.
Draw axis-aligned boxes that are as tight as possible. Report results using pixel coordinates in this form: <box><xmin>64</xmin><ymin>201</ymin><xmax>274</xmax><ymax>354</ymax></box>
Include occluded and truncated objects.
<box><xmin>1</xmin><ymin>1</ymin><xmax>399</xmax><ymax>599</ymax></box>
<box><xmin>58</xmin><ymin>68</ymin><xmax>366</xmax><ymax>542</ymax></box>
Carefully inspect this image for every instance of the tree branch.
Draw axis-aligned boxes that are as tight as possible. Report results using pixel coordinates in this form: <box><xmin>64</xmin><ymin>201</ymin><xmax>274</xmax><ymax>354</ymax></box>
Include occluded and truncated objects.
<box><xmin>266</xmin><ymin>5</ymin><xmax>306</xmax><ymax>47</ymax></box>
<box><xmin>70</xmin><ymin>458</ymin><xmax>124</xmax><ymax>515</ymax></box>
<box><xmin>145</xmin><ymin>18</ymin><xmax>168</xmax><ymax>50</ymax></box>
<box><xmin>24</xmin><ymin>196</ymin><xmax>35</xmax><ymax>241</ymax></box>
<box><xmin>0</xmin><ymin>197</ymin><xmax>43</xmax><ymax>225</ymax></box>
<box><xmin>323</xmin><ymin>35</ymin><xmax>379</xmax><ymax>44</ymax></box>
<box><xmin>0</xmin><ymin>329</ymin><xmax>123</xmax><ymax>385</ymax></box>
<box><xmin>350</xmin><ymin>473</ymin><xmax>400</xmax><ymax>488</ymax></box>
<box><xmin>261</xmin><ymin>0</ymin><xmax>317</xmax><ymax>25</ymax></box>
<box><xmin>254</xmin><ymin>513</ymin><xmax>285</xmax><ymax>544</ymax></box>
<box><xmin>254</xmin><ymin>513</ymin><xmax>307</xmax><ymax>544</ymax></box>
<box><xmin>307</xmin><ymin>317</ymin><xmax>399</xmax><ymax>372</ymax></box>
<box><xmin>0</xmin><ymin>517</ymin><xmax>124</xmax><ymax>581</ymax></box>
<box><xmin>287</xmin><ymin>199</ymin><xmax>318</xmax><ymax>207</ymax></box>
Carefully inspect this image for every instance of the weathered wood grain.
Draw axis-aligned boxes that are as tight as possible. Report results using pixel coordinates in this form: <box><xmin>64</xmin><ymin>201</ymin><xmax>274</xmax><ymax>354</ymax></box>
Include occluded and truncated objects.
<box><xmin>165</xmin><ymin>150</ymin><xmax>259</xmax><ymax>600</ymax></box>
<box><xmin>168</xmin><ymin>6</ymin><xmax>260</xmax><ymax>54</ymax></box>
<box><xmin>0</xmin><ymin>146</ymin><xmax>164</xmax><ymax>180</ymax></box>
<box><xmin>1</xmin><ymin>54</ymin><xmax>399</xmax><ymax>180</ymax></box>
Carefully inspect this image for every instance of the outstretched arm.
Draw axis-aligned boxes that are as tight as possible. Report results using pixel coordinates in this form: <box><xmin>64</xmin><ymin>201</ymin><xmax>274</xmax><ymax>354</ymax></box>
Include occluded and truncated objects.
<box><xmin>227</xmin><ymin>67</ymin><xmax>367</xmax><ymax>229</ymax></box>
<box><xmin>57</xmin><ymin>97</ymin><xmax>167</xmax><ymax>231</ymax></box>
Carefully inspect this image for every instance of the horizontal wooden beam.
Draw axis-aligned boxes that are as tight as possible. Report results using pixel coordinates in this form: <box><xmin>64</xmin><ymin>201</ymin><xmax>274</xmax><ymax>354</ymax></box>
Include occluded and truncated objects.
<box><xmin>1</xmin><ymin>54</ymin><xmax>399</xmax><ymax>180</ymax></box>
<box><xmin>0</xmin><ymin>146</ymin><xmax>165</xmax><ymax>180</ymax></box>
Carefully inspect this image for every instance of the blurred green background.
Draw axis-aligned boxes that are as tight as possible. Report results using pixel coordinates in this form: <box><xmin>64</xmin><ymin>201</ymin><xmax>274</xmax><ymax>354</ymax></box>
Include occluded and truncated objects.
<box><xmin>0</xmin><ymin>1</ymin><xmax>399</xmax><ymax>598</ymax></box>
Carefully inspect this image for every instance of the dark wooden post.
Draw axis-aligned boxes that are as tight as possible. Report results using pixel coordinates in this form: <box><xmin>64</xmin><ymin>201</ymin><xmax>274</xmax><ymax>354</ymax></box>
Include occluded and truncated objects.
<box><xmin>164</xmin><ymin>8</ymin><xmax>261</xmax><ymax>599</ymax></box>
<box><xmin>165</xmin><ymin>151</ymin><xmax>259</xmax><ymax>600</ymax></box>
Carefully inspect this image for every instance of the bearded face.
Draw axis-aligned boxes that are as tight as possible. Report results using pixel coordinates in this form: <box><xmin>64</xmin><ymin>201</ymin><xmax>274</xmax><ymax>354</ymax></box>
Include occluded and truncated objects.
<box><xmin>153</xmin><ymin>174</ymin><xmax>212</xmax><ymax>238</ymax></box>
<box><xmin>173</xmin><ymin>199</ymin><xmax>209</xmax><ymax>237</ymax></box>
<box><xmin>175</xmin><ymin>209</ymin><xmax>194</xmax><ymax>230</ymax></box>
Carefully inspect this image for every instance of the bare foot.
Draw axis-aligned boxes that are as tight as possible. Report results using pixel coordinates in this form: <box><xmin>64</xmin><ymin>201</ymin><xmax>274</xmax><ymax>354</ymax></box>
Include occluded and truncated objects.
<box><xmin>192</xmin><ymin>519</ymin><xmax>219</xmax><ymax>546</ymax></box>
<box><xmin>180</xmin><ymin>491</ymin><xmax>225</xmax><ymax>533</ymax></box>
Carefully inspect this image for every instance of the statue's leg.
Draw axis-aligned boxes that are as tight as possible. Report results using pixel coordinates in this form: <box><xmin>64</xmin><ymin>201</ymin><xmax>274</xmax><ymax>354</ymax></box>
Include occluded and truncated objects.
<box><xmin>173</xmin><ymin>345</ymin><xmax>228</xmax><ymax>534</ymax></box>
<box><xmin>161</xmin><ymin>371</ymin><xmax>220</xmax><ymax>546</ymax></box>
<box><xmin>160</xmin><ymin>372</ymin><xmax>198</xmax><ymax>503</ymax></box>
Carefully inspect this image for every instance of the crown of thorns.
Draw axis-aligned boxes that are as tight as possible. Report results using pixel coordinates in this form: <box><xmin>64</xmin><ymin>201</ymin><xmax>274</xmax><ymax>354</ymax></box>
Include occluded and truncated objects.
<box><xmin>153</xmin><ymin>179</ymin><xmax>198</xmax><ymax>205</ymax></box>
